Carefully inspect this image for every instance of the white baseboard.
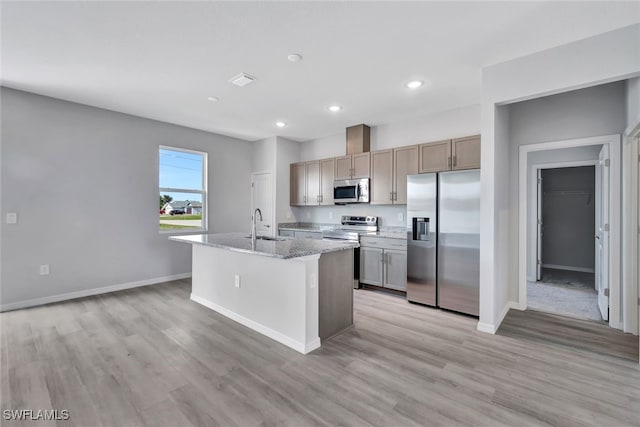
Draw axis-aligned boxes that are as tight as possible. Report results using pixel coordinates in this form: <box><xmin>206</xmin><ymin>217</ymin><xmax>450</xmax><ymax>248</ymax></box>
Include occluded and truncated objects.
<box><xmin>541</xmin><ymin>264</ymin><xmax>595</xmax><ymax>273</ymax></box>
<box><xmin>0</xmin><ymin>273</ymin><xmax>192</xmax><ymax>312</ymax></box>
<box><xmin>191</xmin><ymin>293</ymin><xmax>320</xmax><ymax>354</ymax></box>
<box><xmin>476</xmin><ymin>301</ymin><xmax>519</xmax><ymax>334</ymax></box>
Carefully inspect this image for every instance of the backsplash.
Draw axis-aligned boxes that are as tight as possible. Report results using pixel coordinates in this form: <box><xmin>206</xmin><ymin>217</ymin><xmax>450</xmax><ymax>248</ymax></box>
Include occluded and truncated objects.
<box><xmin>291</xmin><ymin>205</ymin><xmax>408</xmax><ymax>228</ymax></box>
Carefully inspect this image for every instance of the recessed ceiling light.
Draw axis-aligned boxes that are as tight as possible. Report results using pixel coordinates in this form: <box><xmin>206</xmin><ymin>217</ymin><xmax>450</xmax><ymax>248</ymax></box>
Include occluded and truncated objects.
<box><xmin>406</xmin><ymin>80</ymin><xmax>423</xmax><ymax>89</ymax></box>
<box><xmin>276</xmin><ymin>121</ymin><xmax>286</xmax><ymax>128</ymax></box>
<box><xmin>287</xmin><ymin>53</ymin><xmax>303</xmax><ymax>62</ymax></box>
<box><xmin>207</xmin><ymin>96</ymin><xmax>219</xmax><ymax>102</ymax></box>
<box><xmin>328</xmin><ymin>105</ymin><xmax>342</xmax><ymax>112</ymax></box>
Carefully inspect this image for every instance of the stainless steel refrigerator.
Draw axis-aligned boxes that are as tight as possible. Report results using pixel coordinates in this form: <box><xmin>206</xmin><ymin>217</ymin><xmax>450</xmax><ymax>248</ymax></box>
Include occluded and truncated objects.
<box><xmin>406</xmin><ymin>169</ymin><xmax>481</xmax><ymax>316</ymax></box>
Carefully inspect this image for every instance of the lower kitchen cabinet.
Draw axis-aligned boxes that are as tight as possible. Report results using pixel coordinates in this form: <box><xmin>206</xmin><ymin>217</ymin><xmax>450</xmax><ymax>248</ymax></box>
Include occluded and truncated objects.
<box><xmin>360</xmin><ymin>247</ymin><xmax>384</xmax><ymax>286</ymax></box>
<box><xmin>359</xmin><ymin>237</ymin><xmax>407</xmax><ymax>291</ymax></box>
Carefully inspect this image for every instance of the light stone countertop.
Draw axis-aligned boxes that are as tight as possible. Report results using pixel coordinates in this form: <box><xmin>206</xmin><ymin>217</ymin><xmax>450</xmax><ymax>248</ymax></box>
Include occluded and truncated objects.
<box><xmin>278</xmin><ymin>223</ymin><xmax>407</xmax><ymax>240</ymax></box>
<box><xmin>169</xmin><ymin>232</ymin><xmax>358</xmax><ymax>259</ymax></box>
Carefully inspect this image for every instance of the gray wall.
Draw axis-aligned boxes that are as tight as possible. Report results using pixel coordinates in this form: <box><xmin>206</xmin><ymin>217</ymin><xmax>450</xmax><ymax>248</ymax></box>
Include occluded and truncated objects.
<box><xmin>541</xmin><ymin>166</ymin><xmax>595</xmax><ymax>271</ymax></box>
<box><xmin>507</xmin><ymin>80</ymin><xmax>627</xmax><ymax>300</ymax></box>
<box><xmin>1</xmin><ymin>88</ymin><xmax>252</xmax><ymax>306</ymax></box>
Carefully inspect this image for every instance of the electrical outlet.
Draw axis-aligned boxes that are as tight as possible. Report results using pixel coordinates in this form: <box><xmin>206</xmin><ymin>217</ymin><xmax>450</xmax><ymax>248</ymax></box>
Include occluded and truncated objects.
<box><xmin>397</xmin><ymin>212</ymin><xmax>404</xmax><ymax>222</ymax></box>
<box><xmin>310</xmin><ymin>273</ymin><xmax>317</xmax><ymax>289</ymax></box>
<box><xmin>6</xmin><ymin>213</ymin><xmax>17</xmax><ymax>224</ymax></box>
<box><xmin>306</xmin><ymin>211</ymin><xmax>311</xmax><ymax>219</ymax></box>
<box><xmin>329</xmin><ymin>211</ymin><xmax>333</xmax><ymax>220</ymax></box>
<box><xmin>234</xmin><ymin>274</ymin><xmax>241</xmax><ymax>288</ymax></box>
<box><xmin>39</xmin><ymin>264</ymin><xmax>50</xmax><ymax>275</ymax></box>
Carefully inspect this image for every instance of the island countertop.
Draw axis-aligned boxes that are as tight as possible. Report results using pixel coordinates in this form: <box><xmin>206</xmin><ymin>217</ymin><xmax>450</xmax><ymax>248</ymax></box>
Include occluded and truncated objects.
<box><xmin>169</xmin><ymin>232</ymin><xmax>358</xmax><ymax>259</ymax></box>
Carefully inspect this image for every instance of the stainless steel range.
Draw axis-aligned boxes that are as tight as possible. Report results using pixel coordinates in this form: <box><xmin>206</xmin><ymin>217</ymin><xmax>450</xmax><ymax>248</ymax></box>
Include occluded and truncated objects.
<box><xmin>322</xmin><ymin>216</ymin><xmax>379</xmax><ymax>288</ymax></box>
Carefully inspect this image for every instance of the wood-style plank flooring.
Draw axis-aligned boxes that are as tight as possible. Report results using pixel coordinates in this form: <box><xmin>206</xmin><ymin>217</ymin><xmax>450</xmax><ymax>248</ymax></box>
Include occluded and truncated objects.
<box><xmin>1</xmin><ymin>279</ymin><xmax>639</xmax><ymax>426</ymax></box>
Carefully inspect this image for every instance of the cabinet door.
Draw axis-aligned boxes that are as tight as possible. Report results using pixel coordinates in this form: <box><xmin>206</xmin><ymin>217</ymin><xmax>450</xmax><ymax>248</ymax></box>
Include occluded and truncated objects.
<box><xmin>393</xmin><ymin>145</ymin><xmax>418</xmax><ymax>205</ymax></box>
<box><xmin>370</xmin><ymin>149</ymin><xmax>394</xmax><ymax>205</ymax></box>
<box><xmin>418</xmin><ymin>140</ymin><xmax>451</xmax><ymax>173</ymax></box>
<box><xmin>452</xmin><ymin>135</ymin><xmax>481</xmax><ymax>170</ymax></box>
<box><xmin>360</xmin><ymin>247</ymin><xmax>383</xmax><ymax>286</ymax></box>
<box><xmin>290</xmin><ymin>163</ymin><xmax>306</xmax><ymax>206</ymax></box>
<box><xmin>352</xmin><ymin>152</ymin><xmax>371</xmax><ymax>178</ymax></box>
<box><xmin>319</xmin><ymin>158</ymin><xmax>335</xmax><ymax>205</ymax></box>
<box><xmin>334</xmin><ymin>156</ymin><xmax>352</xmax><ymax>180</ymax></box>
<box><xmin>384</xmin><ymin>249</ymin><xmax>407</xmax><ymax>291</ymax></box>
<box><xmin>305</xmin><ymin>161</ymin><xmax>320</xmax><ymax>206</ymax></box>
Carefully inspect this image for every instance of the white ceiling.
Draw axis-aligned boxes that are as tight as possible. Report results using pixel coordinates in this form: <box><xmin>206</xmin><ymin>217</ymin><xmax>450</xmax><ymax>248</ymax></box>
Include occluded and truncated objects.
<box><xmin>2</xmin><ymin>1</ymin><xmax>639</xmax><ymax>142</ymax></box>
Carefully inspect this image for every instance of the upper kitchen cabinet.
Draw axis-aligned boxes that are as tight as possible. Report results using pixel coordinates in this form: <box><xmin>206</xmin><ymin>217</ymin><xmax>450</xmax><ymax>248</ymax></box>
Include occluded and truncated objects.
<box><xmin>319</xmin><ymin>158</ymin><xmax>335</xmax><ymax>205</ymax></box>
<box><xmin>370</xmin><ymin>146</ymin><xmax>417</xmax><ymax>205</ymax></box>
<box><xmin>393</xmin><ymin>145</ymin><xmax>418</xmax><ymax>204</ymax></box>
<box><xmin>452</xmin><ymin>135</ymin><xmax>481</xmax><ymax>170</ymax></box>
<box><xmin>305</xmin><ymin>161</ymin><xmax>320</xmax><ymax>206</ymax></box>
<box><xmin>418</xmin><ymin>139</ymin><xmax>451</xmax><ymax>173</ymax></box>
<box><xmin>418</xmin><ymin>135</ymin><xmax>481</xmax><ymax>173</ymax></box>
<box><xmin>334</xmin><ymin>153</ymin><xmax>371</xmax><ymax>180</ymax></box>
<box><xmin>290</xmin><ymin>159</ymin><xmax>334</xmax><ymax>206</ymax></box>
<box><xmin>370</xmin><ymin>149</ymin><xmax>393</xmax><ymax>204</ymax></box>
<box><xmin>290</xmin><ymin>163</ymin><xmax>306</xmax><ymax>206</ymax></box>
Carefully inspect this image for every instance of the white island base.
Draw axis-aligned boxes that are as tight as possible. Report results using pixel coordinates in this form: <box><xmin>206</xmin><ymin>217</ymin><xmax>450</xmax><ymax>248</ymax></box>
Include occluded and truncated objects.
<box><xmin>189</xmin><ymin>243</ymin><xmax>354</xmax><ymax>354</ymax></box>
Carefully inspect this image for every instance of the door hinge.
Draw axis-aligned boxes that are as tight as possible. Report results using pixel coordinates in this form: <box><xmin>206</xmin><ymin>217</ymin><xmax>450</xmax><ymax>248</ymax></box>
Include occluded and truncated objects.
<box><xmin>537</xmin><ymin>178</ymin><xmax>542</xmax><ymax>184</ymax></box>
<box><xmin>537</xmin><ymin>219</ymin><xmax>542</xmax><ymax>225</ymax></box>
<box><xmin>604</xmin><ymin>223</ymin><xmax>610</xmax><ymax>232</ymax></box>
<box><xmin>637</xmin><ymin>297</ymin><xmax>640</xmax><ymax>306</ymax></box>
<box><xmin>251</xmin><ymin>182</ymin><xmax>254</xmax><ymax>188</ymax></box>
<box><xmin>537</xmin><ymin>259</ymin><xmax>541</xmax><ymax>265</ymax></box>
<box><xmin>604</xmin><ymin>158</ymin><xmax>610</xmax><ymax>167</ymax></box>
<box><xmin>604</xmin><ymin>288</ymin><xmax>609</xmax><ymax>297</ymax></box>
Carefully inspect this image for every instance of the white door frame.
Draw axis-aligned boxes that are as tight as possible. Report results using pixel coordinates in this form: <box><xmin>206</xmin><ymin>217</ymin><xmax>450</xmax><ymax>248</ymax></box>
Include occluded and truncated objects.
<box><xmin>528</xmin><ymin>159</ymin><xmax>598</xmax><ymax>282</ymax></box>
<box><xmin>622</xmin><ymin>121</ymin><xmax>640</xmax><ymax>338</ymax></box>
<box><xmin>250</xmin><ymin>171</ymin><xmax>276</xmax><ymax>236</ymax></box>
<box><xmin>518</xmin><ymin>134</ymin><xmax>622</xmax><ymax>329</ymax></box>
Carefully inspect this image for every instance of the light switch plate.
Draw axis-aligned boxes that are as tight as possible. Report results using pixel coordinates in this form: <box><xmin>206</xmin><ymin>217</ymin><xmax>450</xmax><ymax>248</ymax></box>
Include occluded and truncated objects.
<box><xmin>329</xmin><ymin>211</ymin><xmax>333</xmax><ymax>220</ymax></box>
<box><xmin>6</xmin><ymin>213</ymin><xmax>17</xmax><ymax>224</ymax></box>
<box><xmin>397</xmin><ymin>212</ymin><xmax>404</xmax><ymax>222</ymax></box>
<box><xmin>39</xmin><ymin>264</ymin><xmax>50</xmax><ymax>275</ymax></box>
<box><xmin>234</xmin><ymin>274</ymin><xmax>241</xmax><ymax>288</ymax></box>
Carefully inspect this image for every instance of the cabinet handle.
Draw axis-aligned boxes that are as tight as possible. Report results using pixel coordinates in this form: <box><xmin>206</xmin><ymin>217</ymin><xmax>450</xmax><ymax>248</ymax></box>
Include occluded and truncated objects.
<box><xmin>453</xmin><ymin>155</ymin><xmax>457</xmax><ymax>167</ymax></box>
<box><xmin>380</xmin><ymin>253</ymin><xmax>384</xmax><ymax>263</ymax></box>
<box><xmin>448</xmin><ymin>156</ymin><xmax>452</xmax><ymax>168</ymax></box>
<box><xmin>303</xmin><ymin>195</ymin><xmax>306</xmax><ymax>203</ymax></box>
<box><xmin>320</xmin><ymin>194</ymin><xmax>323</xmax><ymax>203</ymax></box>
<box><xmin>390</xmin><ymin>192</ymin><xmax>393</xmax><ymax>201</ymax></box>
<box><xmin>386</xmin><ymin>253</ymin><xmax>390</xmax><ymax>265</ymax></box>
<box><xmin>393</xmin><ymin>191</ymin><xmax>397</xmax><ymax>201</ymax></box>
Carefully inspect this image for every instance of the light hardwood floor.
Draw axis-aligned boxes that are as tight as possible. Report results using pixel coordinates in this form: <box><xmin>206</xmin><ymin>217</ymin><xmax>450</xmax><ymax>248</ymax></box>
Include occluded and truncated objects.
<box><xmin>1</xmin><ymin>279</ymin><xmax>638</xmax><ymax>426</ymax></box>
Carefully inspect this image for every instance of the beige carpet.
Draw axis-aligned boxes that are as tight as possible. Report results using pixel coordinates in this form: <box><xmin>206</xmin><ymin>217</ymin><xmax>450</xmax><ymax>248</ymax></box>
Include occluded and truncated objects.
<box><xmin>527</xmin><ymin>268</ymin><xmax>602</xmax><ymax>322</ymax></box>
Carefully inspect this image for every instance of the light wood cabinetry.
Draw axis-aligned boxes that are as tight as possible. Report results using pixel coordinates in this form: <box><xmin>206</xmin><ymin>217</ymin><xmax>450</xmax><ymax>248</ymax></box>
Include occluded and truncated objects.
<box><xmin>359</xmin><ymin>237</ymin><xmax>407</xmax><ymax>291</ymax></box>
<box><xmin>290</xmin><ymin>163</ymin><xmax>306</xmax><ymax>206</ymax></box>
<box><xmin>370</xmin><ymin>149</ymin><xmax>393</xmax><ymax>204</ymax></box>
<box><xmin>319</xmin><ymin>158</ymin><xmax>335</xmax><ymax>205</ymax></box>
<box><xmin>335</xmin><ymin>153</ymin><xmax>370</xmax><ymax>180</ymax></box>
<box><xmin>418</xmin><ymin>135</ymin><xmax>480</xmax><ymax>173</ymax></box>
<box><xmin>393</xmin><ymin>145</ymin><xmax>418</xmax><ymax>205</ymax></box>
<box><xmin>370</xmin><ymin>146</ymin><xmax>417</xmax><ymax>205</ymax></box>
<box><xmin>305</xmin><ymin>161</ymin><xmax>320</xmax><ymax>206</ymax></box>
<box><xmin>418</xmin><ymin>139</ymin><xmax>451</xmax><ymax>173</ymax></box>
<box><xmin>290</xmin><ymin>158</ymin><xmax>335</xmax><ymax>206</ymax></box>
<box><xmin>452</xmin><ymin>135</ymin><xmax>481</xmax><ymax>170</ymax></box>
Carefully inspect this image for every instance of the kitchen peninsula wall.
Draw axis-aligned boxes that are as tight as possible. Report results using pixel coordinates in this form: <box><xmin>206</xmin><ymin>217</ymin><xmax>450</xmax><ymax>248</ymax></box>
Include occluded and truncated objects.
<box><xmin>291</xmin><ymin>104</ymin><xmax>481</xmax><ymax>227</ymax></box>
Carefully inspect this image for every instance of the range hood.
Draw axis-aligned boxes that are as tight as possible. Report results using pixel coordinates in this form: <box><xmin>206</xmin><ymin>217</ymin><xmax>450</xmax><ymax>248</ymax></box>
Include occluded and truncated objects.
<box><xmin>346</xmin><ymin>124</ymin><xmax>370</xmax><ymax>155</ymax></box>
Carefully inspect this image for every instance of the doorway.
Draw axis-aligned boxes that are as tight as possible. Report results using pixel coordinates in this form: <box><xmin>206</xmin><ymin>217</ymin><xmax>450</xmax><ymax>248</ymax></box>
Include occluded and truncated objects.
<box><xmin>518</xmin><ymin>135</ymin><xmax>622</xmax><ymax>330</ymax></box>
<box><xmin>528</xmin><ymin>165</ymin><xmax>600</xmax><ymax>321</ymax></box>
<box><xmin>251</xmin><ymin>171</ymin><xmax>275</xmax><ymax>236</ymax></box>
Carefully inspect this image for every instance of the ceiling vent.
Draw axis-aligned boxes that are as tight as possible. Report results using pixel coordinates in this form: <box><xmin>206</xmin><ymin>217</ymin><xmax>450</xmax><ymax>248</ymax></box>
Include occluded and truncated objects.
<box><xmin>229</xmin><ymin>73</ymin><xmax>256</xmax><ymax>87</ymax></box>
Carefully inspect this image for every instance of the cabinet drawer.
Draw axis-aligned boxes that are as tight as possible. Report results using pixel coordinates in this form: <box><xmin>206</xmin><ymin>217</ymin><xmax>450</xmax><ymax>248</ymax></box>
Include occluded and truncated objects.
<box><xmin>360</xmin><ymin>236</ymin><xmax>407</xmax><ymax>250</ymax></box>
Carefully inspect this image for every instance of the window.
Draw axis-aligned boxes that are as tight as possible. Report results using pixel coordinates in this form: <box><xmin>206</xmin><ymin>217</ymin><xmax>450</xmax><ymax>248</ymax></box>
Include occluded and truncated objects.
<box><xmin>159</xmin><ymin>146</ymin><xmax>207</xmax><ymax>232</ymax></box>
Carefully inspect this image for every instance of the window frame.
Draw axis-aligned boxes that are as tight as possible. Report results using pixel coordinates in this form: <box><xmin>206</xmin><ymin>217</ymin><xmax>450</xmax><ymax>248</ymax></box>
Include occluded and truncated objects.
<box><xmin>158</xmin><ymin>145</ymin><xmax>208</xmax><ymax>234</ymax></box>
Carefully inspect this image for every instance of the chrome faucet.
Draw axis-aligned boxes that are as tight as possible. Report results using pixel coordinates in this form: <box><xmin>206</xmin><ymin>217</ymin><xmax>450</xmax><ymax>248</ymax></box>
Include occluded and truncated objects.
<box><xmin>251</xmin><ymin>208</ymin><xmax>263</xmax><ymax>249</ymax></box>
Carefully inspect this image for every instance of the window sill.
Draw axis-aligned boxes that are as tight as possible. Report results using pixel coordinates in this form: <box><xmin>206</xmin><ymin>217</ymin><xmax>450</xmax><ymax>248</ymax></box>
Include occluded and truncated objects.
<box><xmin>159</xmin><ymin>228</ymin><xmax>208</xmax><ymax>235</ymax></box>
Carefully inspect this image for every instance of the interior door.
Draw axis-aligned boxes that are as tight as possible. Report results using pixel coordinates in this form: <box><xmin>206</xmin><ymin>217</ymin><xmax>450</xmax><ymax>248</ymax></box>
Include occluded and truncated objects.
<box><xmin>251</xmin><ymin>172</ymin><xmax>273</xmax><ymax>236</ymax></box>
<box><xmin>536</xmin><ymin>169</ymin><xmax>543</xmax><ymax>281</ymax></box>
<box><xmin>596</xmin><ymin>145</ymin><xmax>609</xmax><ymax>321</ymax></box>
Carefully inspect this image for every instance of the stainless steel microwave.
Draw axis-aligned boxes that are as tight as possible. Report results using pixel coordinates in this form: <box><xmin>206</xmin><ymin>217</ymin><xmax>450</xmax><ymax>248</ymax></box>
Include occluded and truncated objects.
<box><xmin>333</xmin><ymin>178</ymin><xmax>370</xmax><ymax>204</ymax></box>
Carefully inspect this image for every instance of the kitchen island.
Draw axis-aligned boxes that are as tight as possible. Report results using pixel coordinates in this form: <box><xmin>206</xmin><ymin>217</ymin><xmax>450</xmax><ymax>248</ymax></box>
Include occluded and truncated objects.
<box><xmin>169</xmin><ymin>233</ymin><xmax>357</xmax><ymax>354</ymax></box>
